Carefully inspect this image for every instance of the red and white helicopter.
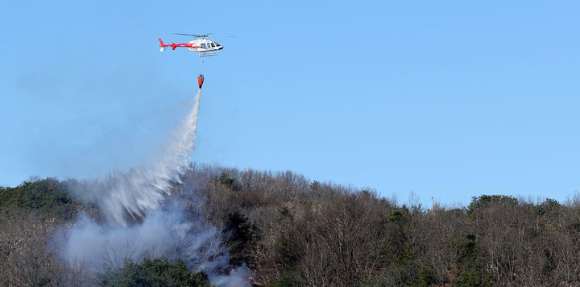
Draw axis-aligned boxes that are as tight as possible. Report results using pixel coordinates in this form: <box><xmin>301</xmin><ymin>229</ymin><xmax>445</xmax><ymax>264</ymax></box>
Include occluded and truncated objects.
<box><xmin>159</xmin><ymin>33</ymin><xmax>224</xmax><ymax>57</ymax></box>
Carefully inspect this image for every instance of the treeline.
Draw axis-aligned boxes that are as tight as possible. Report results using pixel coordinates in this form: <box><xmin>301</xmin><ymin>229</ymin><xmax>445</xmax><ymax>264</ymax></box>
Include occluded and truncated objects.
<box><xmin>2</xmin><ymin>167</ymin><xmax>580</xmax><ymax>286</ymax></box>
<box><xmin>180</xmin><ymin>165</ymin><xmax>580</xmax><ymax>286</ymax></box>
<box><xmin>0</xmin><ymin>178</ymin><xmax>212</xmax><ymax>286</ymax></box>
<box><xmin>0</xmin><ymin>178</ymin><xmax>92</xmax><ymax>286</ymax></box>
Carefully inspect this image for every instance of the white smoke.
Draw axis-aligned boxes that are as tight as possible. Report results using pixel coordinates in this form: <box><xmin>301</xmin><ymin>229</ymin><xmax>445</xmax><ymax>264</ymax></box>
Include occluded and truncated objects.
<box><xmin>58</xmin><ymin>88</ymin><xmax>250</xmax><ymax>286</ymax></box>
<box><xmin>59</xmin><ymin>203</ymin><xmax>220</xmax><ymax>271</ymax></box>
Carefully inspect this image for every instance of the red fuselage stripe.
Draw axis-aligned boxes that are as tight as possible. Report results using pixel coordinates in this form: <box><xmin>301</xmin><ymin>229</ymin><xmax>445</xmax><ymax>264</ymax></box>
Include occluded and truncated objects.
<box><xmin>161</xmin><ymin>43</ymin><xmax>200</xmax><ymax>49</ymax></box>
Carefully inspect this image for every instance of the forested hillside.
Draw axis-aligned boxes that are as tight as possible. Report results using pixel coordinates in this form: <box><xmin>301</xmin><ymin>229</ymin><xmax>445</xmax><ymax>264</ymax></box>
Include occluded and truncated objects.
<box><xmin>2</xmin><ymin>166</ymin><xmax>580</xmax><ymax>286</ymax></box>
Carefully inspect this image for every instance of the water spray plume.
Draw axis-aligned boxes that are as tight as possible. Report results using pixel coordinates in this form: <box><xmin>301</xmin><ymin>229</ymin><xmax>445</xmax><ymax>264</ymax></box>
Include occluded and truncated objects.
<box><xmin>60</xmin><ymin>83</ymin><xmax>250</xmax><ymax>286</ymax></box>
<box><xmin>68</xmin><ymin>89</ymin><xmax>203</xmax><ymax>226</ymax></box>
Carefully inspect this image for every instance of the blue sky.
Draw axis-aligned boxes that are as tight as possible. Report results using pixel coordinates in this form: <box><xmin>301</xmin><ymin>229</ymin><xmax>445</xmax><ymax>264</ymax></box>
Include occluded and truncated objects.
<box><xmin>2</xmin><ymin>1</ymin><xmax>580</xmax><ymax>206</ymax></box>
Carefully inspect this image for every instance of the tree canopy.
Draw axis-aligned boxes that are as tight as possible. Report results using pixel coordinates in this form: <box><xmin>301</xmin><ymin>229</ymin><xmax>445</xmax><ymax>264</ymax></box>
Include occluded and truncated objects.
<box><xmin>2</xmin><ymin>167</ymin><xmax>580</xmax><ymax>286</ymax></box>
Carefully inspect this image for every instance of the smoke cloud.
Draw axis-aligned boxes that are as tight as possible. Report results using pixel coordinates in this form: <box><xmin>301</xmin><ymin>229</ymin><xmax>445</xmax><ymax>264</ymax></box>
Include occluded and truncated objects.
<box><xmin>57</xmin><ymin>89</ymin><xmax>250</xmax><ymax>286</ymax></box>
<box><xmin>60</xmin><ymin>204</ymin><xmax>219</xmax><ymax>270</ymax></box>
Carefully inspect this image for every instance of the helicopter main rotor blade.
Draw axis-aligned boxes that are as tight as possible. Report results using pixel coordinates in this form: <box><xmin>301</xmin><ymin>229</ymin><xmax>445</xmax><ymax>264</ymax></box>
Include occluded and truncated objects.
<box><xmin>211</xmin><ymin>34</ymin><xmax>235</xmax><ymax>38</ymax></box>
<box><xmin>174</xmin><ymin>33</ymin><xmax>214</xmax><ymax>38</ymax></box>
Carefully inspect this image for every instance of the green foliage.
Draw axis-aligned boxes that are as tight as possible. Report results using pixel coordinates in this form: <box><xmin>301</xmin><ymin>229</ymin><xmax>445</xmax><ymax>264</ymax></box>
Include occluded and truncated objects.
<box><xmin>269</xmin><ymin>271</ymin><xmax>299</xmax><ymax>287</ymax></box>
<box><xmin>100</xmin><ymin>258</ymin><xmax>210</xmax><ymax>287</ymax></box>
<box><xmin>309</xmin><ymin>180</ymin><xmax>321</xmax><ymax>190</ymax></box>
<box><xmin>412</xmin><ymin>264</ymin><xmax>438</xmax><ymax>287</ymax></box>
<box><xmin>536</xmin><ymin>198</ymin><xmax>563</xmax><ymax>232</ymax></box>
<box><xmin>218</xmin><ymin>173</ymin><xmax>237</xmax><ymax>189</ymax></box>
<box><xmin>459</xmin><ymin>234</ymin><xmax>478</xmax><ymax>260</ymax></box>
<box><xmin>537</xmin><ymin>198</ymin><xmax>561</xmax><ymax>216</ymax></box>
<box><xmin>468</xmin><ymin>195</ymin><xmax>518</xmax><ymax>218</ymax></box>
<box><xmin>223</xmin><ymin>211</ymin><xmax>260</xmax><ymax>268</ymax></box>
<box><xmin>395</xmin><ymin>243</ymin><xmax>415</xmax><ymax>267</ymax></box>
<box><xmin>456</xmin><ymin>234</ymin><xmax>493</xmax><ymax>287</ymax></box>
<box><xmin>0</xmin><ymin>178</ymin><xmax>79</xmax><ymax>220</ymax></box>
<box><xmin>389</xmin><ymin>206</ymin><xmax>409</xmax><ymax>226</ymax></box>
<box><xmin>276</xmin><ymin>206</ymin><xmax>292</xmax><ymax>222</ymax></box>
<box><xmin>456</xmin><ymin>270</ymin><xmax>493</xmax><ymax>287</ymax></box>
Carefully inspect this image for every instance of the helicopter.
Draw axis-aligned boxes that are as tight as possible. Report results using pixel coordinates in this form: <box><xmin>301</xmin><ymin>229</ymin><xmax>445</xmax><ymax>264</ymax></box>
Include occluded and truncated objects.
<box><xmin>159</xmin><ymin>33</ymin><xmax>224</xmax><ymax>57</ymax></box>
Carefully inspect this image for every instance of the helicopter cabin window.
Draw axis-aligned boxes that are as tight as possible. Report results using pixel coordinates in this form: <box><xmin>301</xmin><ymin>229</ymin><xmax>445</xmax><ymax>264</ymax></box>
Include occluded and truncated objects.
<box><xmin>211</xmin><ymin>43</ymin><xmax>216</xmax><ymax>48</ymax></box>
<box><xmin>200</xmin><ymin>43</ymin><xmax>207</xmax><ymax>49</ymax></box>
